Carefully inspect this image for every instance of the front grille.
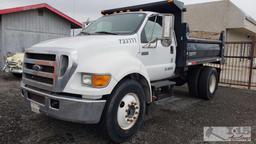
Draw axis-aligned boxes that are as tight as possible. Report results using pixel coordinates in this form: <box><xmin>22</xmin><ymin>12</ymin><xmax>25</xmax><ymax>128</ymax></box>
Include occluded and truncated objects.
<box><xmin>23</xmin><ymin>52</ymin><xmax>57</xmax><ymax>88</ymax></box>
<box><xmin>24</xmin><ymin>73</ymin><xmax>54</xmax><ymax>85</ymax></box>
<box><xmin>26</xmin><ymin>53</ymin><xmax>56</xmax><ymax>61</ymax></box>
<box><xmin>8</xmin><ymin>61</ymin><xmax>17</xmax><ymax>65</ymax></box>
<box><xmin>25</xmin><ymin>63</ymin><xmax>54</xmax><ymax>73</ymax></box>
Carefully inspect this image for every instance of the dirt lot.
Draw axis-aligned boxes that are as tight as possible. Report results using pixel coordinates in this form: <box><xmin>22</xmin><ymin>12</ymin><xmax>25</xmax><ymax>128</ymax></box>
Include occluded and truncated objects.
<box><xmin>0</xmin><ymin>72</ymin><xmax>256</xmax><ymax>144</ymax></box>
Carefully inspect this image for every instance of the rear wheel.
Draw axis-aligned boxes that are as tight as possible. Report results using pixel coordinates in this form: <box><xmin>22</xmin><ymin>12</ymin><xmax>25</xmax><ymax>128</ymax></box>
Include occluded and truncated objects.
<box><xmin>102</xmin><ymin>79</ymin><xmax>146</xmax><ymax>143</ymax></box>
<box><xmin>198</xmin><ymin>67</ymin><xmax>218</xmax><ymax>99</ymax></box>
<box><xmin>188</xmin><ymin>67</ymin><xmax>202</xmax><ymax>97</ymax></box>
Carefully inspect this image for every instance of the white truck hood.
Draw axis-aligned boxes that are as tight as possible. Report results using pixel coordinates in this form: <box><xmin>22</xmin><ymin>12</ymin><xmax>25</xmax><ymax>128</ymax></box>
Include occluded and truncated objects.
<box><xmin>26</xmin><ymin>34</ymin><xmax>140</xmax><ymax>73</ymax></box>
<box><xmin>30</xmin><ymin>35</ymin><xmax>138</xmax><ymax>52</ymax></box>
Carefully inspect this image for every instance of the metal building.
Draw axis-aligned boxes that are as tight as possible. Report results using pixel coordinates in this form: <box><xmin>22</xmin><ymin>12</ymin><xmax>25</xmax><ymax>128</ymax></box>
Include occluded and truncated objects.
<box><xmin>184</xmin><ymin>0</ymin><xmax>256</xmax><ymax>42</ymax></box>
<box><xmin>0</xmin><ymin>3</ymin><xmax>82</xmax><ymax>67</ymax></box>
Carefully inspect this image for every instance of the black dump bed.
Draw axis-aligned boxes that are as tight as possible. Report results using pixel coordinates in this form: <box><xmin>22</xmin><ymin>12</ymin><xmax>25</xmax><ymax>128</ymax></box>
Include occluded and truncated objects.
<box><xmin>185</xmin><ymin>31</ymin><xmax>224</xmax><ymax>66</ymax></box>
<box><xmin>102</xmin><ymin>0</ymin><xmax>224</xmax><ymax>68</ymax></box>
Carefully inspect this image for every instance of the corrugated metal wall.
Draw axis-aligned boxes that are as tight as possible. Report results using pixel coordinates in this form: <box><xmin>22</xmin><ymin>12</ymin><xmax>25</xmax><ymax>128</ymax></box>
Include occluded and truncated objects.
<box><xmin>0</xmin><ymin>8</ymin><xmax>71</xmax><ymax>66</ymax></box>
<box><xmin>0</xmin><ymin>16</ymin><xmax>3</xmax><ymax>66</ymax></box>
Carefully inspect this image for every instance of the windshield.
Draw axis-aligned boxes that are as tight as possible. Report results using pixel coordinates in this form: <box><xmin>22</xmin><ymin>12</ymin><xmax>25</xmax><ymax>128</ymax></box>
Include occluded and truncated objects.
<box><xmin>81</xmin><ymin>13</ymin><xmax>146</xmax><ymax>35</ymax></box>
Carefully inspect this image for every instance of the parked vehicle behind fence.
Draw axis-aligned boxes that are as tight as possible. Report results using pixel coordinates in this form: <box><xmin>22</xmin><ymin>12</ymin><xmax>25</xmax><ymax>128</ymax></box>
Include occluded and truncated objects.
<box><xmin>2</xmin><ymin>53</ymin><xmax>24</xmax><ymax>77</ymax></box>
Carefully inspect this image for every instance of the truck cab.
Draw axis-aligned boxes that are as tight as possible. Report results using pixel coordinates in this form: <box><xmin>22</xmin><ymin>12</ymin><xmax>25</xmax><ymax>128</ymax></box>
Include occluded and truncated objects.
<box><xmin>21</xmin><ymin>0</ymin><xmax>224</xmax><ymax>143</ymax></box>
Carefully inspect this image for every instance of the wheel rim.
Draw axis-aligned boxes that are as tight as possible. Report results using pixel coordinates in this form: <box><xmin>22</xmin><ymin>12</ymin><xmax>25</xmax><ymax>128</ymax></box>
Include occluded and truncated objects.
<box><xmin>117</xmin><ymin>93</ymin><xmax>140</xmax><ymax>130</ymax></box>
<box><xmin>209</xmin><ymin>74</ymin><xmax>217</xmax><ymax>94</ymax></box>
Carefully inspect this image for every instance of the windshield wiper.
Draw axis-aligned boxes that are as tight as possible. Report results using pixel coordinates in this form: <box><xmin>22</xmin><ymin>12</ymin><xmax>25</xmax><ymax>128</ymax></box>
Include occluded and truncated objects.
<box><xmin>94</xmin><ymin>31</ymin><xmax>118</xmax><ymax>35</ymax></box>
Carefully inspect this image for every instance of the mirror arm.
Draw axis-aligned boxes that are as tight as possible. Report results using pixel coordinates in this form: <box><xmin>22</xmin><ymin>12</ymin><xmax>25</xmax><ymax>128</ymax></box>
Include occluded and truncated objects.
<box><xmin>143</xmin><ymin>38</ymin><xmax>159</xmax><ymax>48</ymax></box>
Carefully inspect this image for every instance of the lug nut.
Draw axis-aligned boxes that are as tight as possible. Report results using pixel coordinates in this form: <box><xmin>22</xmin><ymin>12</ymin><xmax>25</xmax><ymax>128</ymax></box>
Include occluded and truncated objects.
<box><xmin>128</xmin><ymin>118</ymin><xmax>133</xmax><ymax>122</ymax></box>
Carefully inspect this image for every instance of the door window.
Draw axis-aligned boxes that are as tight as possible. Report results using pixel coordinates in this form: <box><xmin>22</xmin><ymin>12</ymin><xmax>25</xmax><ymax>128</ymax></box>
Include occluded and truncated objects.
<box><xmin>141</xmin><ymin>16</ymin><xmax>163</xmax><ymax>43</ymax></box>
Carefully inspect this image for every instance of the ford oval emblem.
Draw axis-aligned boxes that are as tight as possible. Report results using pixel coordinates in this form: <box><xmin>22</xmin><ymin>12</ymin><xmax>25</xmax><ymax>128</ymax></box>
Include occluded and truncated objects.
<box><xmin>32</xmin><ymin>64</ymin><xmax>42</xmax><ymax>71</ymax></box>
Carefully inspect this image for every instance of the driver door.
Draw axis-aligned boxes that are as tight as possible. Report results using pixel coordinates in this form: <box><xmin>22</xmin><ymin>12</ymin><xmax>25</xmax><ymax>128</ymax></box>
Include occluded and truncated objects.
<box><xmin>138</xmin><ymin>15</ymin><xmax>176</xmax><ymax>81</ymax></box>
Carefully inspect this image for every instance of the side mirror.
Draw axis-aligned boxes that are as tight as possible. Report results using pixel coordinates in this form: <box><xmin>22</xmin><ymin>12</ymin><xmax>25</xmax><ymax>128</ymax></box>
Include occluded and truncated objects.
<box><xmin>162</xmin><ymin>14</ymin><xmax>174</xmax><ymax>47</ymax></box>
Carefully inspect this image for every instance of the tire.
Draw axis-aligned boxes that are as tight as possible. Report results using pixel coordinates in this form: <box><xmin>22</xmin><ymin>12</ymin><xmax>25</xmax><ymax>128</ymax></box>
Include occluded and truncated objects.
<box><xmin>198</xmin><ymin>67</ymin><xmax>218</xmax><ymax>100</ymax></box>
<box><xmin>102</xmin><ymin>79</ymin><xmax>146</xmax><ymax>143</ymax></box>
<box><xmin>188</xmin><ymin>67</ymin><xmax>202</xmax><ymax>97</ymax></box>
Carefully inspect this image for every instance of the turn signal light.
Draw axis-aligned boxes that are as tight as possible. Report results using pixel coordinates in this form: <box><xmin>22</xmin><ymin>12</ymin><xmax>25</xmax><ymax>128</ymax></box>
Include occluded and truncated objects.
<box><xmin>82</xmin><ymin>73</ymin><xmax>111</xmax><ymax>88</ymax></box>
<box><xmin>92</xmin><ymin>75</ymin><xmax>111</xmax><ymax>88</ymax></box>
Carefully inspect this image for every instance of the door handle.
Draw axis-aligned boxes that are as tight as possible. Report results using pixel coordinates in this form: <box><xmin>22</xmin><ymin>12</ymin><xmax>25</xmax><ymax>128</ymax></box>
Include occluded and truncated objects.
<box><xmin>170</xmin><ymin>46</ymin><xmax>174</xmax><ymax>54</ymax></box>
<box><xmin>141</xmin><ymin>52</ymin><xmax>149</xmax><ymax>56</ymax></box>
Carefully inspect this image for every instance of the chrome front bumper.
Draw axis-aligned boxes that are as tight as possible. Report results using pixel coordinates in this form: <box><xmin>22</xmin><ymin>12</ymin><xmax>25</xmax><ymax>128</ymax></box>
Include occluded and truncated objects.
<box><xmin>21</xmin><ymin>84</ymin><xmax>106</xmax><ymax>124</ymax></box>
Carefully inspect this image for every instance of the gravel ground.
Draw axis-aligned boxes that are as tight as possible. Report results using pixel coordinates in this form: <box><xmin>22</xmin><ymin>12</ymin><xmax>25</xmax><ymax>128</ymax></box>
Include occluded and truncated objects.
<box><xmin>0</xmin><ymin>72</ymin><xmax>256</xmax><ymax>144</ymax></box>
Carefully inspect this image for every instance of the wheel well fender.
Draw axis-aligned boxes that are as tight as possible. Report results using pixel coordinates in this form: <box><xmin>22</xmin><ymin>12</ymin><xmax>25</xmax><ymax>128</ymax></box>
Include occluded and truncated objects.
<box><xmin>114</xmin><ymin>73</ymin><xmax>152</xmax><ymax>103</ymax></box>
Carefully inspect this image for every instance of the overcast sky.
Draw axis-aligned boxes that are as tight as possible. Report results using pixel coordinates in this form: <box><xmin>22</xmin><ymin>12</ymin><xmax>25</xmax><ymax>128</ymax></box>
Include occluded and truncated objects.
<box><xmin>1</xmin><ymin>0</ymin><xmax>256</xmax><ymax>22</ymax></box>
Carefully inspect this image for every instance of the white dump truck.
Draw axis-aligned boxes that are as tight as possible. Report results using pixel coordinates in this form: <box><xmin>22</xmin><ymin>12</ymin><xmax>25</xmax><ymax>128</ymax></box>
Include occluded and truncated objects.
<box><xmin>21</xmin><ymin>0</ymin><xmax>224</xmax><ymax>143</ymax></box>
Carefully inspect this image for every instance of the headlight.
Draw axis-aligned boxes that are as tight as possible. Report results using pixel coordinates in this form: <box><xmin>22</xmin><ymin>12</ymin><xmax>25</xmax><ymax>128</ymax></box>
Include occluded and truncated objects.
<box><xmin>82</xmin><ymin>73</ymin><xmax>111</xmax><ymax>88</ymax></box>
<box><xmin>82</xmin><ymin>74</ymin><xmax>93</xmax><ymax>86</ymax></box>
<box><xmin>18</xmin><ymin>60</ymin><xmax>23</xmax><ymax>65</ymax></box>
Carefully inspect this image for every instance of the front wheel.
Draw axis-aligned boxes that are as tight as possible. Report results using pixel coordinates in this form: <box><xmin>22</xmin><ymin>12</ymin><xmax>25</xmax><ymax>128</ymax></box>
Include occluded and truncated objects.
<box><xmin>102</xmin><ymin>79</ymin><xmax>146</xmax><ymax>143</ymax></box>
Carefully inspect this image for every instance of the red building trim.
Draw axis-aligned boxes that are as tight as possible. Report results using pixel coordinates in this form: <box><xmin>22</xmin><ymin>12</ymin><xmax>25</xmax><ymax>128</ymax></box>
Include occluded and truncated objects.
<box><xmin>0</xmin><ymin>3</ymin><xmax>82</xmax><ymax>28</ymax></box>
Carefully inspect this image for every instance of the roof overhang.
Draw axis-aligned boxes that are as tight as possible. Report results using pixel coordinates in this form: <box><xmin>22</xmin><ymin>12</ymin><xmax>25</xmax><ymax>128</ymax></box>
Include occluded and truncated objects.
<box><xmin>227</xmin><ymin>28</ymin><xmax>256</xmax><ymax>36</ymax></box>
<box><xmin>0</xmin><ymin>3</ymin><xmax>82</xmax><ymax>29</ymax></box>
<box><xmin>246</xmin><ymin>17</ymin><xmax>256</xmax><ymax>26</ymax></box>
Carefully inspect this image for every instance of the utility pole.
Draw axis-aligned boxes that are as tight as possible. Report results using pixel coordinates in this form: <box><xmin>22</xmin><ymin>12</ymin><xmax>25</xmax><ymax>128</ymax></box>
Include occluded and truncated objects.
<box><xmin>72</xmin><ymin>0</ymin><xmax>76</xmax><ymax>37</ymax></box>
